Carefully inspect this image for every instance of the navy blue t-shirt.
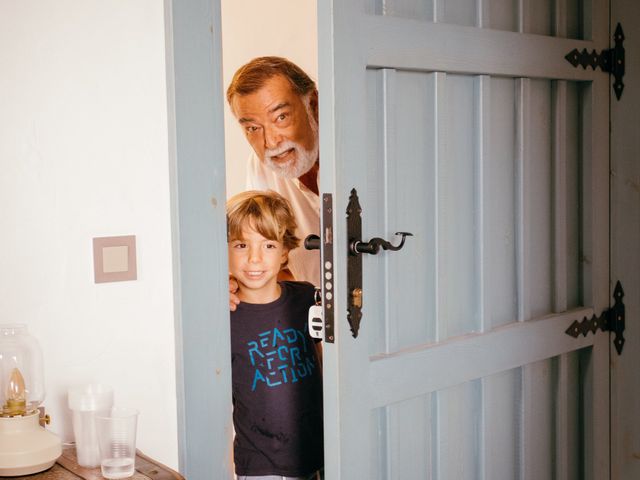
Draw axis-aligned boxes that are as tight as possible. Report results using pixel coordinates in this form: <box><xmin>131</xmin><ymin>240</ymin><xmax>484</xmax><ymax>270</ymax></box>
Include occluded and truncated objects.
<box><xmin>230</xmin><ymin>281</ymin><xmax>324</xmax><ymax>477</ymax></box>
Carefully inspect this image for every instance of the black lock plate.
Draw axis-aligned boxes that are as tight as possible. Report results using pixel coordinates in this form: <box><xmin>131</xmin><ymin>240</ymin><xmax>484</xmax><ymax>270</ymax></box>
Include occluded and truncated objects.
<box><xmin>346</xmin><ymin>189</ymin><xmax>363</xmax><ymax>338</ymax></box>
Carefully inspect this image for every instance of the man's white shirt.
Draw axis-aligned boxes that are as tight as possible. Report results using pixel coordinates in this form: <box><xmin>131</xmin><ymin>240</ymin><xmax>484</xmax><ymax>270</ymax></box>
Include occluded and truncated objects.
<box><xmin>246</xmin><ymin>152</ymin><xmax>320</xmax><ymax>287</ymax></box>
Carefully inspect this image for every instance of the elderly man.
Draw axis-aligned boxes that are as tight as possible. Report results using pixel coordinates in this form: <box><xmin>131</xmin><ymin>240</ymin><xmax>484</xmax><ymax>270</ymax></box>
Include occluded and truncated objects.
<box><xmin>227</xmin><ymin>57</ymin><xmax>321</xmax><ymax>309</ymax></box>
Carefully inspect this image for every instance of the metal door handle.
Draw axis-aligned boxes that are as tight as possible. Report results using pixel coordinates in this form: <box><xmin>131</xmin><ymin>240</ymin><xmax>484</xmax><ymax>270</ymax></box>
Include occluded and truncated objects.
<box><xmin>346</xmin><ymin>189</ymin><xmax>412</xmax><ymax>338</ymax></box>
<box><xmin>350</xmin><ymin>232</ymin><xmax>413</xmax><ymax>255</ymax></box>
<box><xmin>304</xmin><ymin>234</ymin><xmax>321</xmax><ymax>250</ymax></box>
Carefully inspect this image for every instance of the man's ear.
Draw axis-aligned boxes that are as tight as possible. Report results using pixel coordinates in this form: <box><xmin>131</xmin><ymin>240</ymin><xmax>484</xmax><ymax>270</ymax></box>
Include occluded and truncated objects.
<box><xmin>309</xmin><ymin>90</ymin><xmax>319</xmax><ymax>123</ymax></box>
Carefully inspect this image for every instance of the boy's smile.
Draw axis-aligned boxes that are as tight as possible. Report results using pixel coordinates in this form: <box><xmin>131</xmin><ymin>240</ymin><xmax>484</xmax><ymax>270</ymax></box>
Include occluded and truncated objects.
<box><xmin>228</xmin><ymin>226</ymin><xmax>288</xmax><ymax>304</ymax></box>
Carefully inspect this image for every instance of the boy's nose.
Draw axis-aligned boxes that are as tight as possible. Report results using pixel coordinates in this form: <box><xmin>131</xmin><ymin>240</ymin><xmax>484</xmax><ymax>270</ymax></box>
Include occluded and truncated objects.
<box><xmin>248</xmin><ymin>247</ymin><xmax>262</xmax><ymax>263</ymax></box>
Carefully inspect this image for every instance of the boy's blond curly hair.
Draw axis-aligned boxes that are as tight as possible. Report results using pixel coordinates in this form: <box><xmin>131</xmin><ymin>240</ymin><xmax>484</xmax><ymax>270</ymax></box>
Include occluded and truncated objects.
<box><xmin>226</xmin><ymin>190</ymin><xmax>300</xmax><ymax>267</ymax></box>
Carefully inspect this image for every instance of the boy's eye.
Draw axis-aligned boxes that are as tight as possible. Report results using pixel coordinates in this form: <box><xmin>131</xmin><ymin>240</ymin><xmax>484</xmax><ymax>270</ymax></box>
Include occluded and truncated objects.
<box><xmin>233</xmin><ymin>243</ymin><xmax>246</xmax><ymax>248</ymax></box>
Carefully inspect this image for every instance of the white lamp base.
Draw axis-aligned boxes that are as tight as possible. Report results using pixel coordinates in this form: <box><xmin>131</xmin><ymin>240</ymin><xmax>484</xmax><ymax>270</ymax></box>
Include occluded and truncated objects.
<box><xmin>0</xmin><ymin>411</ymin><xmax>62</xmax><ymax>476</ymax></box>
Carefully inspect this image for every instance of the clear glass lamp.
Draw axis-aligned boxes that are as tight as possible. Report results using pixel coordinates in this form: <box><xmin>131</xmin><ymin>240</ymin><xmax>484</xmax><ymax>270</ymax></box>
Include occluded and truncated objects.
<box><xmin>0</xmin><ymin>324</ymin><xmax>61</xmax><ymax>475</ymax></box>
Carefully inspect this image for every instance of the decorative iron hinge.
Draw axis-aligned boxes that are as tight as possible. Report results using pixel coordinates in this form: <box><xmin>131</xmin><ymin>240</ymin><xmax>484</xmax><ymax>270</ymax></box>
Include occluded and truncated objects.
<box><xmin>565</xmin><ymin>281</ymin><xmax>625</xmax><ymax>355</ymax></box>
<box><xmin>564</xmin><ymin>23</ymin><xmax>625</xmax><ymax>100</ymax></box>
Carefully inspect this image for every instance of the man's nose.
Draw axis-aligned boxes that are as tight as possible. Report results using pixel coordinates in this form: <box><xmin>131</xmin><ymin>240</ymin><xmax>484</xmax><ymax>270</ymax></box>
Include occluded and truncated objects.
<box><xmin>263</xmin><ymin>126</ymin><xmax>282</xmax><ymax>150</ymax></box>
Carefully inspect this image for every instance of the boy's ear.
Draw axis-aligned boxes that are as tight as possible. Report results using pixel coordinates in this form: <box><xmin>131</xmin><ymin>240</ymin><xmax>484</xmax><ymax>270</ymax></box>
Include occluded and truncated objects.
<box><xmin>281</xmin><ymin>249</ymin><xmax>289</xmax><ymax>265</ymax></box>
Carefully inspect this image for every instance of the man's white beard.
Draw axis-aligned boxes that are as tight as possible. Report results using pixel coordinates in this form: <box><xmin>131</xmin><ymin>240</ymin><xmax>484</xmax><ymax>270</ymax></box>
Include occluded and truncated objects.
<box><xmin>263</xmin><ymin>103</ymin><xmax>319</xmax><ymax>179</ymax></box>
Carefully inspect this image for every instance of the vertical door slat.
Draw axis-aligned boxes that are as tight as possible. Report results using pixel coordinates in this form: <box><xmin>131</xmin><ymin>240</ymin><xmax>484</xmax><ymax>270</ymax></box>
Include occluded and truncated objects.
<box><xmin>515</xmin><ymin>78</ymin><xmax>529</xmax><ymax>322</ymax></box>
<box><xmin>476</xmin><ymin>74</ymin><xmax>489</xmax><ymax>332</ymax></box>
<box><xmin>434</xmin><ymin>71</ymin><xmax>446</xmax><ymax>342</ymax></box>
<box><xmin>553</xmin><ymin>80</ymin><xmax>569</xmax><ymax>313</ymax></box>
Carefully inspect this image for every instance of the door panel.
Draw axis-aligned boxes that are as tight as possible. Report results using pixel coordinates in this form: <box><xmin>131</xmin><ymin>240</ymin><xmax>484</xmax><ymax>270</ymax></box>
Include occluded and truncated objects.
<box><xmin>381</xmin><ymin>395</ymin><xmax>434</xmax><ymax>478</ymax></box>
<box><xmin>557</xmin><ymin>81</ymin><xmax>582</xmax><ymax>310</ymax></box>
<box><xmin>522</xmin><ymin>359</ymin><xmax>555</xmax><ymax>479</ymax></box>
<box><xmin>319</xmin><ymin>0</ymin><xmax>610</xmax><ymax>478</ymax></box>
<box><xmin>370</xmin><ymin>348</ymin><xmax>590</xmax><ymax>478</ymax></box>
<box><xmin>485</xmin><ymin>76</ymin><xmax>518</xmax><ymax>328</ymax></box>
<box><xmin>378</xmin><ymin>0</ymin><xmax>435</xmax><ymax>21</ymax></box>
<box><xmin>523</xmin><ymin>0</ymin><xmax>553</xmax><ymax>35</ymax></box>
<box><xmin>554</xmin><ymin>352</ymin><xmax>582</xmax><ymax>480</ymax></box>
<box><xmin>522</xmin><ymin>78</ymin><xmax>553</xmax><ymax>319</ymax></box>
<box><xmin>486</xmin><ymin>0</ymin><xmax>519</xmax><ymax>32</ymax></box>
<box><xmin>439</xmin><ymin>0</ymin><xmax>476</xmax><ymax>26</ymax></box>
<box><xmin>438</xmin><ymin>380</ymin><xmax>482</xmax><ymax>479</ymax></box>
<box><xmin>365</xmin><ymin>68</ymin><xmax>438</xmax><ymax>355</ymax></box>
<box><xmin>365</xmin><ymin>74</ymin><xmax>589</xmax><ymax>349</ymax></box>
<box><xmin>439</xmin><ymin>73</ymin><xmax>478</xmax><ymax>339</ymax></box>
<box><xmin>483</xmin><ymin>367</ymin><xmax>521</xmax><ymax>479</ymax></box>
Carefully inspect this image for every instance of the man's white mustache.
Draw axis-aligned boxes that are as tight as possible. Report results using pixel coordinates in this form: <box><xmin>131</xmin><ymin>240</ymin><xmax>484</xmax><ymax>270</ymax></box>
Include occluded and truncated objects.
<box><xmin>265</xmin><ymin>142</ymin><xmax>297</xmax><ymax>160</ymax></box>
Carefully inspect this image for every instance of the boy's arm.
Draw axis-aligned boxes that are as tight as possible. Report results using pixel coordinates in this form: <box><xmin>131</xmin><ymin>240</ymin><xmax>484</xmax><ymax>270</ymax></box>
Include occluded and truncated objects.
<box><xmin>229</xmin><ymin>275</ymin><xmax>240</xmax><ymax>311</ymax></box>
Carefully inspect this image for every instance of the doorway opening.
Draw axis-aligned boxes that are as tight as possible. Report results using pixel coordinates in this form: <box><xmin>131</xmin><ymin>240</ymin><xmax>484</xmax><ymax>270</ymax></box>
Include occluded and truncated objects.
<box><xmin>220</xmin><ymin>1</ymin><xmax>321</xmax><ymax>477</ymax></box>
<box><xmin>221</xmin><ymin>1</ymin><xmax>318</xmax><ymax>198</ymax></box>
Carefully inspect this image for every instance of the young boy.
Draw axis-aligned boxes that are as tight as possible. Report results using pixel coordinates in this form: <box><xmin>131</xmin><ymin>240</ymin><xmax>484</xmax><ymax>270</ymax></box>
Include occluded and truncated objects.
<box><xmin>227</xmin><ymin>190</ymin><xmax>324</xmax><ymax>480</ymax></box>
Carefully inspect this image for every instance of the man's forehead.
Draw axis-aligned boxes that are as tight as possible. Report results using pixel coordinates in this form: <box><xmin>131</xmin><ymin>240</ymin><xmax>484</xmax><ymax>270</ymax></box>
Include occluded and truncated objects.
<box><xmin>233</xmin><ymin>76</ymin><xmax>299</xmax><ymax>117</ymax></box>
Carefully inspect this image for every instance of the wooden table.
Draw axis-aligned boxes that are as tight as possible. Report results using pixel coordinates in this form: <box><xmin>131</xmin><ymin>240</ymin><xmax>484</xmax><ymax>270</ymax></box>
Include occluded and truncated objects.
<box><xmin>12</xmin><ymin>447</ymin><xmax>184</xmax><ymax>480</ymax></box>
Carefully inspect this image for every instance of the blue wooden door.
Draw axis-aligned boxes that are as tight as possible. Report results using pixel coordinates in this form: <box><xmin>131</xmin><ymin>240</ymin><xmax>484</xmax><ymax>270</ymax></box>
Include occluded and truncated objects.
<box><xmin>318</xmin><ymin>1</ymin><xmax>611</xmax><ymax>478</ymax></box>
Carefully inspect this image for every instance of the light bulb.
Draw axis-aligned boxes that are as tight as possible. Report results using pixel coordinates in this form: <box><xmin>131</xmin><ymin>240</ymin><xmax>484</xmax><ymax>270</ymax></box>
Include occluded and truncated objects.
<box><xmin>3</xmin><ymin>368</ymin><xmax>27</xmax><ymax>416</ymax></box>
<box><xmin>7</xmin><ymin>368</ymin><xmax>26</xmax><ymax>402</ymax></box>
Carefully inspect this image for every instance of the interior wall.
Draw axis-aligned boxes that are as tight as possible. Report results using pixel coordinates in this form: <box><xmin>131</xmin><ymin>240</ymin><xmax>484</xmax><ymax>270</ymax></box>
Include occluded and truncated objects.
<box><xmin>221</xmin><ymin>0</ymin><xmax>318</xmax><ymax>197</ymax></box>
<box><xmin>0</xmin><ymin>1</ymin><xmax>178</xmax><ymax>468</ymax></box>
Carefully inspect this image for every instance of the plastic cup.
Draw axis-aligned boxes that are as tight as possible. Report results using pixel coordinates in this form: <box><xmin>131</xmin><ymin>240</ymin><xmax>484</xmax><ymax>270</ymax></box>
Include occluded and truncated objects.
<box><xmin>68</xmin><ymin>384</ymin><xmax>114</xmax><ymax>467</ymax></box>
<box><xmin>95</xmin><ymin>407</ymin><xmax>139</xmax><ymax>479</ymax></box>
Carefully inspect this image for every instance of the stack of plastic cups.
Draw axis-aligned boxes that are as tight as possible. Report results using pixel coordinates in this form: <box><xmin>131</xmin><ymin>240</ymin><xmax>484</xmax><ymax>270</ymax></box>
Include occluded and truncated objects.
<box><xmin>67</xmin><ymin>384</ymin><xmax>114</xmax><ymax>467</ymax></box>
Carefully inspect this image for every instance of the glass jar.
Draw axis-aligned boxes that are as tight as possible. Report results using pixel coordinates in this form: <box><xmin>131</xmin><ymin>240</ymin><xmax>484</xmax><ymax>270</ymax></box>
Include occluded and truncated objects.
<box><xmin>0</xmin><ymin>324</ymin><xmax>45</xmax><ymax>415</ymax></box>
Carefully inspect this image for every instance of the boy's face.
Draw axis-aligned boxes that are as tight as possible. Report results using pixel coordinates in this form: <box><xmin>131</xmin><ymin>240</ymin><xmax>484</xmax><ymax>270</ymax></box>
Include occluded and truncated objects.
<box><xmin>228</xmin><ymin>226</ymin><xmax>288</xmax><ymax>304</ymax></box>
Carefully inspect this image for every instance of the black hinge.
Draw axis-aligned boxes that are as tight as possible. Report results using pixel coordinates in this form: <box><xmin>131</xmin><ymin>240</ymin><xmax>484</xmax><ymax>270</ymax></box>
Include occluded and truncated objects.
<box><xmin>565</xmin><ymin>281</ymin><xmax>625</xmax><ymax>355</ymax></box>
<box><xmin>564</xmin><ymin>23</ymin><xmax>625</xmax><ymax>100</ymax></box>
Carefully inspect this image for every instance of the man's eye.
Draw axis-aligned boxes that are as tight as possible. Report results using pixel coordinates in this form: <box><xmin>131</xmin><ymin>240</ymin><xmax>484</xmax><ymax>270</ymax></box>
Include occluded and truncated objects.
<box><xmin>245</xmin><ymin>126</ymin><xmax>259</xmax><ymax>133</ymax></box>
<box><xmin>276</xmin><ymin>113</ymin><xmax>287</xmax><ymax>122</ymax></box>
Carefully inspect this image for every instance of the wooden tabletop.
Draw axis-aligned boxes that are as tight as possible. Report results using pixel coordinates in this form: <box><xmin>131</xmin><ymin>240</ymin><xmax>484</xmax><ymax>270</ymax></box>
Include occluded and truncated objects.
<box><xmin>12</xmin><ymin>447</ymin><xmax>184</xmax><ymax>480</ymax></box>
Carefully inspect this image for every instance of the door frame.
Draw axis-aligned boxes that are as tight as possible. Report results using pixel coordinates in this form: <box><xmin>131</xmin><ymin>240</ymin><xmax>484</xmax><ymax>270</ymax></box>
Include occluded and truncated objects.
<box><xmin>610</xmin><ymin>1</ymin><xmax>640</xmax><ymax>479</ymax></box>
<box><xmin>165</xmin><ymin>0</ymin><xmax>233</xmax><ymax>477</ymax></box>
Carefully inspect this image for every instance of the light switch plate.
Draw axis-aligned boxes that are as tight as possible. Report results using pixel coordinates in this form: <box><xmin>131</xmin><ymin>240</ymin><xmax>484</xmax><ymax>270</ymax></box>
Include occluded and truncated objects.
<box><xmin>93</xmin><ymin>235</ymin><xmax>137</xmax><ymax>283</ymax></box>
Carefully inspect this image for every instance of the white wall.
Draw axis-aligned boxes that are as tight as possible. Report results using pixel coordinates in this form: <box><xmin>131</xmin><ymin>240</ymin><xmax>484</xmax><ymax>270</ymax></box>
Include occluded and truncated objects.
<box><xmin>221</xmin><ymin>0</ymin><xmax>318</xmax><ymax>197</ymax></box>
<box><xmin>0</xmin><ymin>1</ymin><xmax>178</xmax><ymax>469</ymax></box>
